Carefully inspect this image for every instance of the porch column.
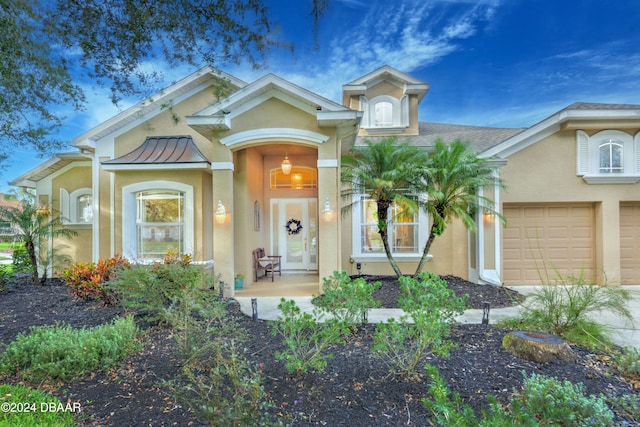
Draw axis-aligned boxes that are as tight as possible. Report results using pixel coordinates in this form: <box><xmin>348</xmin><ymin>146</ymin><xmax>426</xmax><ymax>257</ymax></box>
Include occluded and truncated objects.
<box><xmin>317</xmin><ymin>158</ymin><xmax>340</xmax><ymax>283</ymax></box>
<box><xmin>212</xmin><ymin>161</ymin><xmax>235</xmax><ymax>295</ymax></box>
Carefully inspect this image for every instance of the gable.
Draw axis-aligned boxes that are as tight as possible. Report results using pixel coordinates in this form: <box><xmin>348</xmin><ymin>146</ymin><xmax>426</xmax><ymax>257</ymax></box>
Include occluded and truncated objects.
<box><xmin>72</xmin><ymin>67</ymin><xmax>246</xmax><ymax>151</ymax></box>
<box><xmin>187</xmin><ymin>73</ymin><xmax>361</xmax><ymax>141</ymax></box>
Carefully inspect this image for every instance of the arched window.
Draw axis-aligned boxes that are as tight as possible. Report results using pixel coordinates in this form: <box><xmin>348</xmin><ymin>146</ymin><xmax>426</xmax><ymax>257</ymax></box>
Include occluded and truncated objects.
<box><xmin>60</xmin><ymin>188</ymin><xmax>93</xmax><ymax>224</ymax></box>
<box><xmin>359</xmin><ymin>95</ymin><xmax>410</xmax><ymax>130</ymax></box>
<box><xmin>599</xmin><ymin>139</ymin><xmax>623</xmax><ymax>174</ymax></box>
<box><xmin>374</xmin><ymin>101</ymin><xmax>393</xmax><ymax>127</ymax></box>
<box><xmin>77</xmin><ymin>194</ymin><xmax>93</xmax><ymax>223</ymax></box>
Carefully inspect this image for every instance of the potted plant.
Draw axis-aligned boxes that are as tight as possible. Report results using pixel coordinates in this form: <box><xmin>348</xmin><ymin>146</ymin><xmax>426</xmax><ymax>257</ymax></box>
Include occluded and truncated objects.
<box><xmin>234</xmin><ymin>273</ymin><xmax>244</xmax><ymax>289</ymax></box>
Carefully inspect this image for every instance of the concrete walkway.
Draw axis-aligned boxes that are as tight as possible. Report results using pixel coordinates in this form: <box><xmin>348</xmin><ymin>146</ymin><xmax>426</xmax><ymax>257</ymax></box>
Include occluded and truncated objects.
<box><xmin>235</xmin><ymin>285</ymin><xmax>640</xmax><ymax>349</ymax></box>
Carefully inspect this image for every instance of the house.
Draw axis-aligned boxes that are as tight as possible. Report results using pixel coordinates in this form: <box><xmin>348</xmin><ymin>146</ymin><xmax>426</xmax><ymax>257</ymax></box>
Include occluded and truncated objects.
<box><xmin>11</xmin><ymin>65</ymin><xmax>640</xmax><ymax>292</ymax></box>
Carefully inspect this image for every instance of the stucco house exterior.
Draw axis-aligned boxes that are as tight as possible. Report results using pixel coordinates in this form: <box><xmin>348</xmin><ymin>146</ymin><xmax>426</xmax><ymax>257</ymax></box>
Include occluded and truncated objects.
<box><xmin>11</xmin><ymin>65</ymin><xmax>640</xmax><ymax>292</ymax></box>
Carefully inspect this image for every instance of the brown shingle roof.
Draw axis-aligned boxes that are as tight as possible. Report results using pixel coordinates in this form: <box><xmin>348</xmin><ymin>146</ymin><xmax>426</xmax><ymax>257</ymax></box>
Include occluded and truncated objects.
<box><xmin>355</xmin><ymin>122</ymin><xmax>525</xmax><ymax>154</ymax></box>
<box><xmin>102</xmin><ymin>136</ymin><xmax>209</xmax><ymax>166</ymax></box>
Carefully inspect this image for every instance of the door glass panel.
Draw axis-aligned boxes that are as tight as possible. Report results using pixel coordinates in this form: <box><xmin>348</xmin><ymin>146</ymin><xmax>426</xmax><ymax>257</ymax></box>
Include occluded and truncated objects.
<box><xmin>309</xmin><ymin>200</ymin><xmax>317</xmax><ymax>266</ymax></box>
<box><xmin>285</xmin><ymin>203</ymin><xmax>303</xmax><ymax>263</ymax></box>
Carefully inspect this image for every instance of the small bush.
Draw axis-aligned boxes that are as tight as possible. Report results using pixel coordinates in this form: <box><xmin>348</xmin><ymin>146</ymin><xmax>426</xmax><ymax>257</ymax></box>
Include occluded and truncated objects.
<box><xmin>423</xmin><ymin>366</ymin><xmax>616</xmax><ymax>427</ymax></box>
<box><xmin>615</xmin><ymin>346</ymin><xmax>640</xmax><ymax>380</ymax></box>
<box><xmin>0</xmin><ymin>384</ymin><xmax>77</xmax><ymax>426</ymax></box>
<box><xmin>0</xmin><ymin>264</ymin><xmax>12</xmax><ymax>292</ymax></box>
<box><xmin>63</xmin><ymin>254</ymin><xmax>129</xmax><ymax>304</ymax></box>
<box><xmin>270</xmin><ymin>298</ymin><xmax>346</xmax><ymax>375</ymax></box>
<box><xmin>108</xmin><ymin>259</ymin><xmax>215</xmax><ymax>326</ymax></box>
<box><xmin>315</xmin><ymin>271</ymin><xmax>381</xmax><ymax>327</ymax></box>
<box><xmin>606</xmin><ymin>393</ymin><xmax>640</xmax><ymax>425</ymax></box>
<box><xmin>0</xmin><ymin>316</ymin><xmax>140</xmax><ymax>382</ymax></box>
<box><xmin>423</xmin><ymin>364</ymin><xmax>518</xmax><ymax>426</ymax></box>
<box><xmin>372</xmin><ymin>272</ymin><xmax>467</xmax><ymax>378</ymax></box>
<box><xmin>172</xmin><ymin>339</ymin><xmax>283</xmax><ymax>427</ymax></box>
<box><xmin>498</xmin><ymin>272</ymin><xmax>634</xmax><ymax>350</ymax></box>
<box><xmin>511</xmin><ymin>372</ymin><xmax>614</xmax><ymax>426</ymax></box>
<box><xmin>10</xmin><ymin>244</ymin><xmax>30</xmax><ymax>274</ymax></box>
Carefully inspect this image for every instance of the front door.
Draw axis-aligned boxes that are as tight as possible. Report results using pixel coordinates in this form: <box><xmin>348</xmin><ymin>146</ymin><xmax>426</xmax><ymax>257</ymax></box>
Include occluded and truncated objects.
<box><xmin>272</xmin><ymin>198</ymin><xmax>318</xmax><ymax>271</ymax></box>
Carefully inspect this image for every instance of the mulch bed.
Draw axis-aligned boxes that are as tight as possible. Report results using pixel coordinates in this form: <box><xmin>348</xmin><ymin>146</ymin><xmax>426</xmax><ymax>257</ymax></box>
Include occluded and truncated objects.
<box><xmin>0</xmin><ymin>276</ymin><xmax>637</xmax><ymax>426</ymax></box>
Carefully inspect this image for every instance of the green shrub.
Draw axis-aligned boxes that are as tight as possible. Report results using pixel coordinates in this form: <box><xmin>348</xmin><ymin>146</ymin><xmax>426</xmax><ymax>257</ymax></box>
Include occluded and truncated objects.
<box><xmin>0</xmin><ymin>316</ymin><xmax>140</xmax><ymax>382</ymax></box>
<box><xmin>511</xmin><ymin>372</ymin><xmax>614</xmax><ymax>426</ymax></box>
<box><xmin>0</xmin><ymin>264</ymin><xmax>12</xmax><ymax>292</ymax></box>
<box><xmin>423</xmin><ymin>366</ymin><xmax>616</xmax><ymax>427</ymax></box>
<box><xmin>270</xmin><ymin>298</ymin><xmax>346</xmax><ymax>375</ymax></box>
<box><xmin>172</xmin><ymin>339</ymin><xmax>283</xmax><ymax>427</ymax></box>
<box><xmin>423</xmin><ymin>364</ymin><xmax>520</xmax><ymax>427</ymax></box>
<box><xmin>63</xmin><ymin>254</ymin><xmax>129</xmax><ymax>304</ymax></box>
<box><xmin>0</xmin><ymin>384</ymin><xmax>77</xmax><ymax>427</ymax></box>
<box><xmin>163</xmin><ymin>284</ymin><xmax>242</xmax><ymax>367</ymax></box>
<box><xmin>10</xmin><ymin>244</ymin><xmax>30</xmax><ymax>274</ymax></box>
<box><xmin>108</xmin><ymin>260</ymin><xmax>216</xmax><ymax>326</ymax></box>
<box><xmin>372</xmin><ymin>272</ymin><xmax>467</xmax><ymax>378</ymax></box>
<box><xmin>615</xmin><ymin>346</ymin><xmax>640</xmax><ymax>380</ymax></box>
<box><xmin>315</xmin><ymin>271</ymin><xmax>381</xmax><ymax>327</ymax></box>
<box><xmin>498</xmin><ymin>272</ymin><xmax>634</xmax><ymax>350</ymax></box>
<box><xmin>605</xmin><ymin>393</ymin><xmax>640</xmax><ymax>425</ymax></box>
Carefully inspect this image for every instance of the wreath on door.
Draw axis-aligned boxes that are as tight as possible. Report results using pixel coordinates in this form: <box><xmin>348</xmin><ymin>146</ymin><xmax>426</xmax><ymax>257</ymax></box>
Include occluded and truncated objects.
<box><xmin>285</xmin><ymin>218</ymin><xmax>303</xmax><ymax>235</ymax></box>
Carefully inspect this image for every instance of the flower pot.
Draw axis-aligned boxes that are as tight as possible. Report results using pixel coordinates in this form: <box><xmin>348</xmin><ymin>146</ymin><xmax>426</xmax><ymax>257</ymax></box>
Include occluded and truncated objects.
<box><xmin>234</xmin><ymin>278</ymin><xmax>244</xmax><ymax>289</ymax></box>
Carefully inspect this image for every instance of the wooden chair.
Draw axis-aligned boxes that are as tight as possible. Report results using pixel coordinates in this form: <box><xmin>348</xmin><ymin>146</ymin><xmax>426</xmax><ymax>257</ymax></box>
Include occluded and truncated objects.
<box><xmin>252</xmin><ymin>248</ymin><xmax>282</xmax><ymax>282</ymax></box>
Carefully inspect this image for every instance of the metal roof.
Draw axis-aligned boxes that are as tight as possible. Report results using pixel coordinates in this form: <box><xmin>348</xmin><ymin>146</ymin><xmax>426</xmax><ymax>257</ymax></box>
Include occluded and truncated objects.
<box><xmin>102</xmin><ymin>135</ymin><xmax>210</xmax><ymax>166</ymax></box>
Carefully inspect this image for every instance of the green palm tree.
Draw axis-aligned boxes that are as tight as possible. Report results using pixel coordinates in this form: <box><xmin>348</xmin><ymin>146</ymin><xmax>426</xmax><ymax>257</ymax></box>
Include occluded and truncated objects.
<box><xmin>341</xmin><ymin>137</ymin><xmax>428</xmax><ymax>278</ymax></box>
<box><xmin>414</xmin><ymin>139</ymin><xmax>505</xmax><ymax>276</ymax></box>
<box><xmin>0</xmin><ymin>197</ymin><xmax>77</xmax><ymax>285</ymax></box>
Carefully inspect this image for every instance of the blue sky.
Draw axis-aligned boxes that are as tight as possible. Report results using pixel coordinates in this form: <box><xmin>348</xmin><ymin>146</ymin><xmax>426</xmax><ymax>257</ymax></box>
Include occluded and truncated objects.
<box><xmin>3</xmin><ymin>0</ymin><xmax>640</xmax><ymax>191</ymax></box>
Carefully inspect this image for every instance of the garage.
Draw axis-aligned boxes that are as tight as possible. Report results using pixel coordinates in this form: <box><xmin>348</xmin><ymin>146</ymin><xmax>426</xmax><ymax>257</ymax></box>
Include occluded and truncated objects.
<box><xmin>620</xmin><ymin>203</ymin><xmax>640</xmax><ymax>285</ymax></box>
<box><xmin>502</xmin><ymin>203</ymin><xmax>595</xmax><ymax>285</ymax></box>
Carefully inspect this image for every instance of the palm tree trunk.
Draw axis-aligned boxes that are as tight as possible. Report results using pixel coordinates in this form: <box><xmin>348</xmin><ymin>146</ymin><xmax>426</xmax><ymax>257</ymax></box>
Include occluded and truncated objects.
<box><xmin>414</xmin><ymin>223</ymin><xmax>438</xmax><ymax>277</ymax></box>
<box><xmin>25</xmin><ymin>240</ymin><xmax>39</xmax><ymax>285</ymax></box>
<box><xmin>377</xmin><ymin>201</ymin><xmax>403</xmax><ymax>278</ymax></box>
<box><xmin>381</xmin><ymin>230</ymin><xmax>403</xmax><ymax>278</ymax></box>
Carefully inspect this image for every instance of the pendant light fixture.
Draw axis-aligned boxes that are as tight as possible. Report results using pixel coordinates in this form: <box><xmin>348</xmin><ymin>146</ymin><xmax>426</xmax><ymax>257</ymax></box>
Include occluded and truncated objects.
<box><xmin>281</xmin><ymin>148</ymin><xmax>292</xmax><ymax>175</ymax></box>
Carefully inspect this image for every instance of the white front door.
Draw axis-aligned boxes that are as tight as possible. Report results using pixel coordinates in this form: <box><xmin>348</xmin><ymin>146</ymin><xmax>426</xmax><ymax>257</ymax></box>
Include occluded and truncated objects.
<box><xmin>272</xmin><ymin>198</ymin><xmax>318</xmax><ymax>271</ymax></box>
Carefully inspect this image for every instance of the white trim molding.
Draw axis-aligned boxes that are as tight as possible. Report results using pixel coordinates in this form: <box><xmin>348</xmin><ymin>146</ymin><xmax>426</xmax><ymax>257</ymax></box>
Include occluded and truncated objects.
<box><xmin>317</xmin><ymin>159</ymin><xmax>338</xmax><ymax>168</ymax></box>
<box><xmin>220</xmin><ymin>128</ymin><xmax>330</xmax><ymax>148</ymax></box>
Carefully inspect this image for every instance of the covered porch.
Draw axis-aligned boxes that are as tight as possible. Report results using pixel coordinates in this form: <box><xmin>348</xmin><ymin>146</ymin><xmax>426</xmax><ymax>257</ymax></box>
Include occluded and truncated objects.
<box><xmin>234</xmin><ymin>272</ymin><xmax>319</xmax><ymax>297</ymax></box>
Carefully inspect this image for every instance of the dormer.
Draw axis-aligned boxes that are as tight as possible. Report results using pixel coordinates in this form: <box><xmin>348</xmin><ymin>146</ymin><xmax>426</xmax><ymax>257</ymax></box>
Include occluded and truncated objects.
<box><xmin>342</xmin><ymin>65</ymin><xmax>429</xmax><ymax>137</ymax></box>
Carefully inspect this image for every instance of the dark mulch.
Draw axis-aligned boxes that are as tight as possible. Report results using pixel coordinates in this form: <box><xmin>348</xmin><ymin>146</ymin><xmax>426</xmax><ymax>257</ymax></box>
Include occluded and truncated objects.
<box><xmin>0</xmin><ymin>276</ymin><xmax>637</xmax><ymax>426</ymax></box>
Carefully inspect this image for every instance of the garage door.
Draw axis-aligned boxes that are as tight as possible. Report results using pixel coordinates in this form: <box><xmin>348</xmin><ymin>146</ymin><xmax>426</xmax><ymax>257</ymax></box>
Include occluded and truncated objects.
<box><xmin>620</xmin><ymin>203</ymin><xmax>640</xmax><ymax>284</ymax></box>
<box><xmin>503</xmin><ymin>203</ymin><xmax>595</xmax><ymax>285</ymax></box>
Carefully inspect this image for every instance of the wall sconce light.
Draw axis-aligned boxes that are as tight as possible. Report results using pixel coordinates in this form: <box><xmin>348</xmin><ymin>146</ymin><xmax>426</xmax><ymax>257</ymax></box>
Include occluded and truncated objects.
<box><xmin>36</xmin><ymin>205</ymin><xmax>50</xmax><ymax>216</ymax></box>
<box><xmin>483</xmin><ymin>209</ymin><xmax>495</xmax><ymax>223</ymax></box>
<box><xmin>215</xmin><ymin>200</ymin><xmax>227</xmax><ymax>224</ymax></box>
<box><xmin>281</xmin><ymin>149</ymin><xmax>292</xmax><ymax>175</ymax></box>
<box><xmin>321</xmin><ymin>197</ymin><xmax>334</xmax><ymax>222</ymax></box>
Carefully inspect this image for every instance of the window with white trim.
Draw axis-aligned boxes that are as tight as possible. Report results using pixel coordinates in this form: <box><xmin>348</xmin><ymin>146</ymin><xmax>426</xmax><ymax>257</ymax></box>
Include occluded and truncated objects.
<box><xmin>353</xmin><ymin>195</ymin><xmax>427</xmax><ymax>260</ymax></box>
<box><xmin>374</xmin><ymin>102</ymin><xmax>393</xmax><ymax>127</ymax></box>
<box><xmin>599</xmin><ymin>139</ymin><xmax>623</xmax><ymax>174</ymax></box>
<box><xmin>136</xmin><ymin>190</ymin><xmax>184</xmax><ymax>259</ymax></box>
<box><xmin>60</xmin><ymin>188</ymin><xmax>93</xmax><ymax>224</ymax></box>
<box><xmin>359</xmin><ymin>95</ymin><xmax>410</xmax><ymax>131</ymax></box>
<box><xmin>576</xmin><ymin>130</ymin><xmax>640</xmax><ymax>184</ymax></box>
<box><xmin>122</xmin><ymin>181</ymin><xmax>194</xmax><ymax>262</ymax></box>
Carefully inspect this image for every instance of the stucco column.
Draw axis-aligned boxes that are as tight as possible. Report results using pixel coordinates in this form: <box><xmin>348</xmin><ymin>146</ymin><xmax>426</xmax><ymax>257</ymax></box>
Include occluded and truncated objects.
<box><xmin>212</xmin><ymin>162</ymin><xmax>235</xmax><ymax>296</ymax></box>
<box><xmin>317</xmin><ymin>158</ymin><xmax>340</xmax><ymax>285</ymax></box>
<box><xmin>596</xmin><ymin>200</ymin><xmax>621</xmax><ymax>285</ymax></box>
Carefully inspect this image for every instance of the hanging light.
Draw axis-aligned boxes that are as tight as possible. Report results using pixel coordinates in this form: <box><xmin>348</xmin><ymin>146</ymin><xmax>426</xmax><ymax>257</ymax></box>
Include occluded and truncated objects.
<box><xmin>281</xmin><ymin>148</ymin><xmax>292</xmax><ymax>175</ymax></box>
<box><xmin>215</xmin><ymin>200</ymin><xmax>226</xmax><ymax>224</ymax></box>
<box><xmin>321</xmin><ymin>197</ymin><xmax>334</xmax><ymax>222</ymax></box>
